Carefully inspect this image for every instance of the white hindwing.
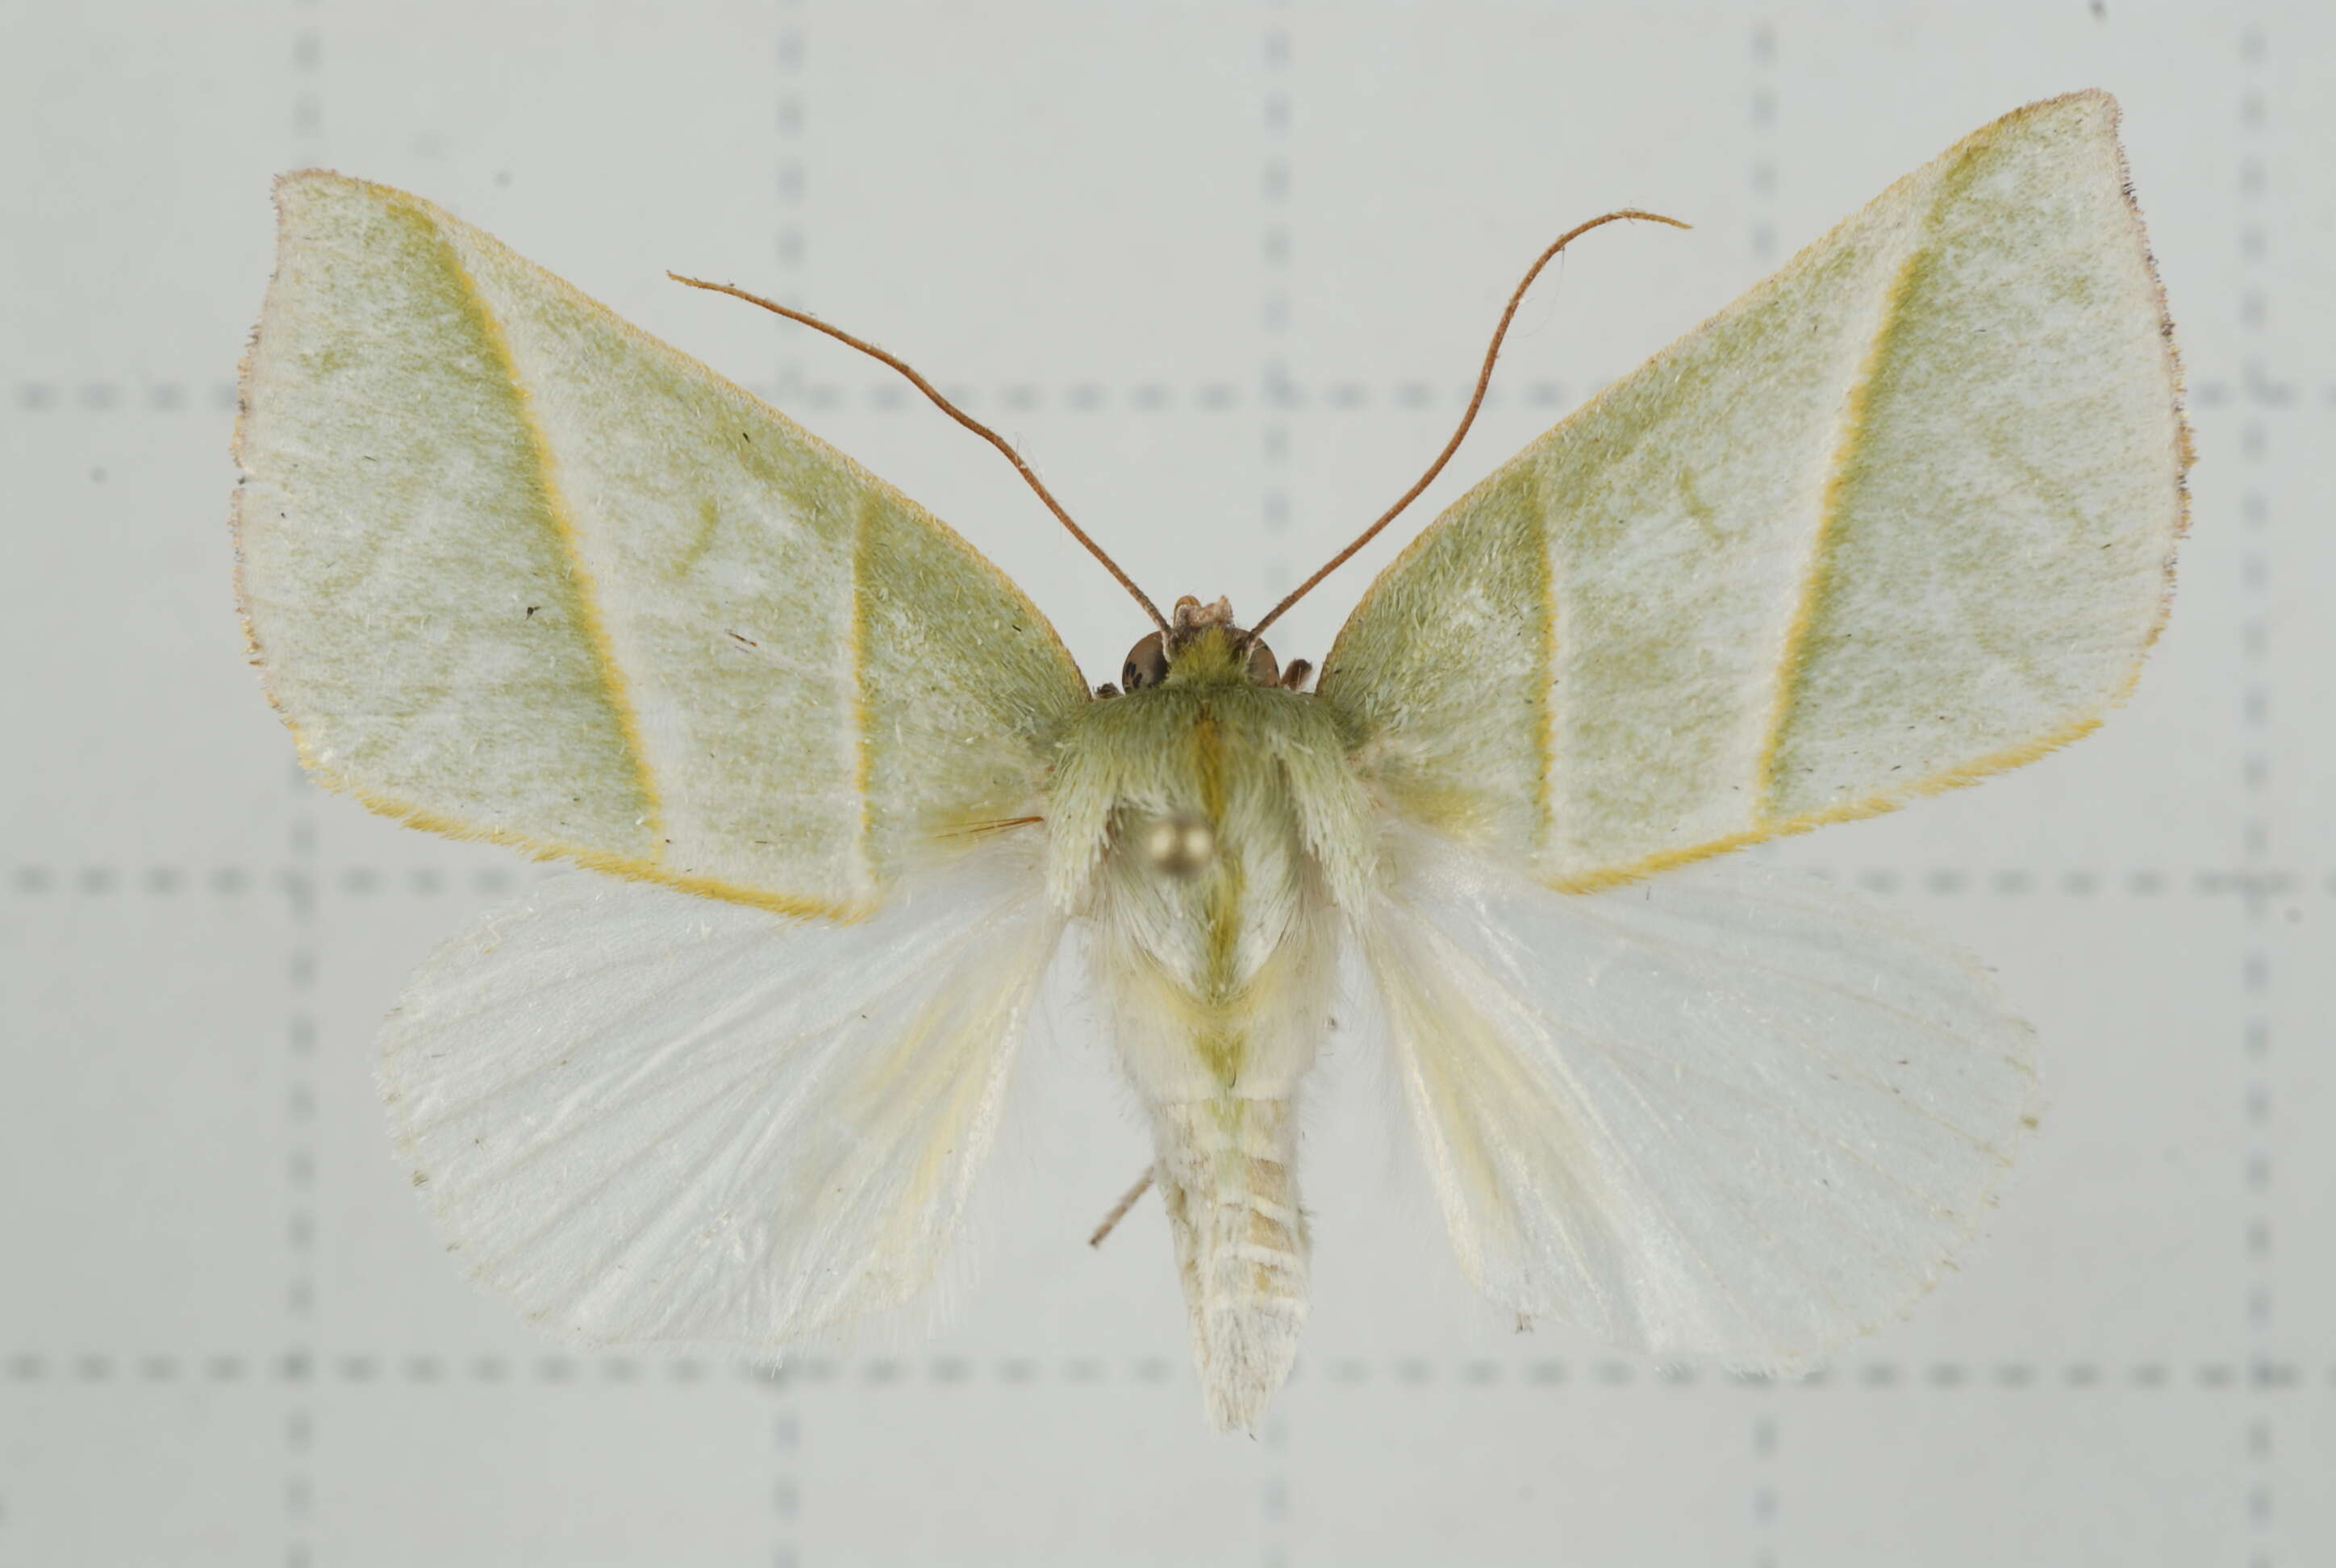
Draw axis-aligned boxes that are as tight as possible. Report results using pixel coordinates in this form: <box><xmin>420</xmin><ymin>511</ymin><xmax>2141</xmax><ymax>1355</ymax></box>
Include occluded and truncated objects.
<box><xmin>378</xmin><ymin>840</ymin><xmax>1061</xmax><ymax>1345</ymax></box>
<box><xmin>1362</xmin><ymin>826</ymin><xmax>2039</xmax><ymax>1362</ymax></box>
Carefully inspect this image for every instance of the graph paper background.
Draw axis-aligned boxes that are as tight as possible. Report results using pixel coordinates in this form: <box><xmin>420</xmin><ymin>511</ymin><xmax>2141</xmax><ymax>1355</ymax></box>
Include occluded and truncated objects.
<box><xmin>3</xmin><ymin>2</ymin><xmax>2330</xmax><ymax>1562</ymax></box>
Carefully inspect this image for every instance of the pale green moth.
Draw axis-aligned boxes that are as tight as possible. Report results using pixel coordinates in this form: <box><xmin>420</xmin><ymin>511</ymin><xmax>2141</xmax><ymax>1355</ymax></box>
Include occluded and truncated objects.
<box><xmin>232</xmin><ymin>91</ymin><xmax>2187</xmax><ymax>1432</ymax></box>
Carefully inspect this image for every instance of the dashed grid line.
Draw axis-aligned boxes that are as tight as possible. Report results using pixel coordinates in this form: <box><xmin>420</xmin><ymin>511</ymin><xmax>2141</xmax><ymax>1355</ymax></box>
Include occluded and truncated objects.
<box><xmin>283</xmin><ymin>8</ymin><xmax>324</xmax><ymax>1564</ymax></box>
<box><xmin>1261</xmin><ymin>6</ymin><xmax>1295</xmax><ymax>582</ymax></box>
<box><xmin>1749</xmin><ymin>23</ymin><xmax>1778</xmax><ymax>268</ymax></box>
<box><xmin>2238</xmin><ymin>23</ymin><xmax>2276</xmax><ymax>1568</ymax></box>
<box><xmin>19</xmin><ymin>373</ymin><xmax>2334</xmax><ymax>416</ymax></box>
<box><xmin>6</xmin><ymin>1352</ymin><xmax>2334</xmax><ymax>1391</ymax></box>
<box><xmin>771</xmin><ymin>1395</ymin><xmax>801</xmax><ymax>1568</ymax></box>
<box><xmin>284</xmin><ymin>811</ymin><xmax>318</xmax><ymax>1568</ymax></box>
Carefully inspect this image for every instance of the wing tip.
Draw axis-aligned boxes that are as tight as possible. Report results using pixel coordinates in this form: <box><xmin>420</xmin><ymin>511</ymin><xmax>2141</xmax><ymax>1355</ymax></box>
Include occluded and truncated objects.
<box><xmin>271</xmin><ymin>165</ymin><xmax>427</xmax><ymax>211</ymax></box>
<box><xmin>2000</xmin><ymin>87</ymin><xmax>2193</xmax><ymax>646</ymax></box>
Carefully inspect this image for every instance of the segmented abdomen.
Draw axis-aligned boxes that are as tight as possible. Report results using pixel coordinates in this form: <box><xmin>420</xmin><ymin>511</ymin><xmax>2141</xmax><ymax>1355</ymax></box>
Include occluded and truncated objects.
<box><xmin>1151</xmin><ymin>1095</ymin><xmax>1308</xmax><ymax>1433</ymax></box>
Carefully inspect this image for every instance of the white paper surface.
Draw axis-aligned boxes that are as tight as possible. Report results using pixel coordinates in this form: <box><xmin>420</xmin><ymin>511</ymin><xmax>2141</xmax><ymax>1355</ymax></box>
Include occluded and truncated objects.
<box><xmin>2</xmin><ymin>2</ymin><xmax>2330</xmax><ymax>1563</ymax></box>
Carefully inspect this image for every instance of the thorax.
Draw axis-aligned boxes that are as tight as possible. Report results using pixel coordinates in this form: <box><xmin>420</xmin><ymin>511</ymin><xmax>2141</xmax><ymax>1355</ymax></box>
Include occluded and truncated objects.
<box><xmin>1044</xmin><ymin>632</ymin><xmax>1374</xmax><ymax>1093</ymax></box>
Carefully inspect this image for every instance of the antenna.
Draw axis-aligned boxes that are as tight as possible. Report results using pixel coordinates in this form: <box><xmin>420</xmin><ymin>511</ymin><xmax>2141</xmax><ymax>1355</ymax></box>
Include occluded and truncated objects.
<box><xmin>1244</xmin><ymin>208</ymin><xmax>1687</xmax><ymax>642</ymax></box>
<box><xmin>671</xmin><ymin>273</ymin><xmax>1171</xmax><ymax>637</ymax></box>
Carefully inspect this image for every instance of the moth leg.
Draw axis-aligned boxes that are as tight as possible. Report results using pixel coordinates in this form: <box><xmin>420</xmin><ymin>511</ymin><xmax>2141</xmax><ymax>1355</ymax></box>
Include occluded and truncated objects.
<box><xmin>1086</xmin><ymin>1166</ymin><xmax>1157</xmax><ymax>1248</ymax></box>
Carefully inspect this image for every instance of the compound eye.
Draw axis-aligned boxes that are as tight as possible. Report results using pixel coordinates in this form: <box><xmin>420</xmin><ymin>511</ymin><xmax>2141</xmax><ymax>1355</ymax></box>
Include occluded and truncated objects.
<box><xmin>1122</xmin><ymin>631</ymin><xmax>1168</xmax><ymax>690</ymax></box>
<box><xmin>1245</xmin><ymin>638</ymin><xmax>1279</xmax><ymax>685</ymax></box>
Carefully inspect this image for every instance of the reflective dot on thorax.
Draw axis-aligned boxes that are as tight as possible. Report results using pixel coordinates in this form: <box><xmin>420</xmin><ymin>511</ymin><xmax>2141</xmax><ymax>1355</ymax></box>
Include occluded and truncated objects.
<box><xmin>1140</xmin><ymin>815</ymin><xmax>1216</xmax><ymax>878</ymax></box>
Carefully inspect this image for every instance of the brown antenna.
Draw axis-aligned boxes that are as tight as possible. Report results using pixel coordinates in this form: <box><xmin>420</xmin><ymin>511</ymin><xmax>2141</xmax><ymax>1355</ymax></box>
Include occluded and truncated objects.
<box><xmin>1245</xmin><ymin>208</ymin><xmax>1687</xmax><ymax>642</ymax></box>
<box><xmin>671</xmin><ymin>273</ymin><xmax>1171</xmax><ymax>636</ymax></box>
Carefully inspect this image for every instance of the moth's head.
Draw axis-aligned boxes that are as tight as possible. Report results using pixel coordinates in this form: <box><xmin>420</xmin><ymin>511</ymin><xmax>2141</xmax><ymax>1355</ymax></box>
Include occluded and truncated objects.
<box><xmin>1114</xmin><ymin>595</ymin><xmax>1311</xmax><ymax>694</ymax></box>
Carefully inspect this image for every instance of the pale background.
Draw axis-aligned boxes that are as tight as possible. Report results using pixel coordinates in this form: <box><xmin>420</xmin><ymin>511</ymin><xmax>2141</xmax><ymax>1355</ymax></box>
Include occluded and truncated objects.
<box><xmin>2</xmin><ymin>2</ymin><xmax>2329</xmax><ymax>1563</ymax></box>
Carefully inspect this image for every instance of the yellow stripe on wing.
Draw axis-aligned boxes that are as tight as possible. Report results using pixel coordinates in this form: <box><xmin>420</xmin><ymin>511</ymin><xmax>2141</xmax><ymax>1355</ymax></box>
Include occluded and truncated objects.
<box><xmin>409</xmin><ymin>190</ymin><xmax>669</xmax><ymax>852</ymax></box>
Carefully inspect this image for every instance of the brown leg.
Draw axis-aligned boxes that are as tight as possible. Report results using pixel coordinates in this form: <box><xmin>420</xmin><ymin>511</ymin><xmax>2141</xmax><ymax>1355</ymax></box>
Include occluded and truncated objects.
<box><xmin>1086</xmin><ymin>1167</ymin><xmax>1157</xmax><ymax>1248</ymax></box>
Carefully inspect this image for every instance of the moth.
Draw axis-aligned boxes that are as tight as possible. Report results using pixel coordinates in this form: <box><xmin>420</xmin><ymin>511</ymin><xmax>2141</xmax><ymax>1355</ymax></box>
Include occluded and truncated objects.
<box><xmin>232</xmin><ymin>92</ymin><xmax>2186</xmax><ymax>1432</ymax></box>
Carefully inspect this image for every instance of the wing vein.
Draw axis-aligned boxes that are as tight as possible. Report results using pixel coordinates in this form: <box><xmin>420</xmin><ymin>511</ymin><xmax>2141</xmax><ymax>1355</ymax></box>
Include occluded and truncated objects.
<box><xmin>1383</xmin><ymin>925</ymin><xmax>1616</xmax><ymax>1324</ymax></box>
<box><xmin>1562</xmin><ymin>1016</ymin><xmax>1980</xmax><ymax>1220</ymax></box>
<box><xmin>1527</xmin><ymin>467</ymin><xmax>1560</xmax><ymax>853</ymax></box>
<box><xmin>848</xmin><ymin>493</ymin><xmax>878</xmax><ymax>886</ymax></box>
<box><xmin>436</xmin><ymin>229</ymin><xmax>667</xmax><ymax>847</ymax></box>
<box><xmin>399</xmin><ymin>914</ymin><xmax>991</xmax><ymax>1142</ymax></box>
<box><xmin>1486</xmin><ymin>903</ymin><xmax>2019</xmax><ymax>1152</ymax></box>
<box><xmin>1750</xmin><ymin>237</ymin><xmax>1933</xmax><ymax>821</ymax></box>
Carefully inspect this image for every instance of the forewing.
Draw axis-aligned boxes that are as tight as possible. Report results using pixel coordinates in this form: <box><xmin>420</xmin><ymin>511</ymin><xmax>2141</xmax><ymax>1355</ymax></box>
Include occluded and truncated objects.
<box><xmin>378</xmin><ymin>840</ymin><xmax>1061</xmax><ymax>1345</ymax></box>
<box><xmin>1319</xmin><ymin>92</ymin><xmax>2186</xmax><ymax>890</ymax></box>
<box><xmin>1362</xmin><ymin>825</ymin><xmax>2038</xmax><ymax>1361</ymax></box>
<box><xmin>235</xmin><ymin>173</ymin><xmax>1087</xmax><ymax>915</ymax></box>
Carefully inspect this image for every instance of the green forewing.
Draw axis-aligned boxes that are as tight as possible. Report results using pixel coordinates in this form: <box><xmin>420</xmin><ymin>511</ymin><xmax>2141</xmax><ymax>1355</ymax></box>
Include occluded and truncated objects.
<box><xmin>235</xmin><ymin>173</ymin><xmax>1088</xmax><ymax>915</ymax></box>
<box><xmin>1317</xmin><ymin>92</ymin><xmax>2186</xmax><ymax>891</ymax></box>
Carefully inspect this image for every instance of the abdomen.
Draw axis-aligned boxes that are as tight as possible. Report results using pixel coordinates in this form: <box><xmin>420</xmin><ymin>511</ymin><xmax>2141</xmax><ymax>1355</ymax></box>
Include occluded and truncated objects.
<box><xmin>1082</xmin><ymin>782</ymin><xmax>1341</xmax><ymax>1430</ymax></box>
<box><xmin>1151</xmin><ymin>1091</ymin><xmax>1309</xmax><ymax>1432</ymax></box>
<box><xmin>1047</xmin><ymin>678</ymin><xmax>1369</xmax><ymax>1430</ymax></box>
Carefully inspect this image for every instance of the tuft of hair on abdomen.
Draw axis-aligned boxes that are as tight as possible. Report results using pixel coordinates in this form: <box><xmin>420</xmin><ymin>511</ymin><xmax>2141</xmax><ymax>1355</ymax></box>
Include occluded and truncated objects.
<box><xmin>1150</xmin><ymin>1095</ymin><xmax>1310</xmax><ymax>1433</ymax></box>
